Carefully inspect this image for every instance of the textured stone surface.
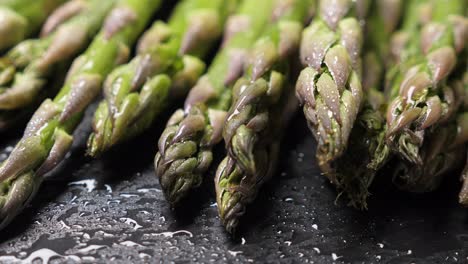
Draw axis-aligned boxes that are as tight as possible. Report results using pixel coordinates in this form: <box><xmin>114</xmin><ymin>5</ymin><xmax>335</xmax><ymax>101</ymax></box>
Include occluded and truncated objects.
<box><xmin>0</xmin><ymin>106</ymin><xmax>467</xmax><ymax>264</ymax></box>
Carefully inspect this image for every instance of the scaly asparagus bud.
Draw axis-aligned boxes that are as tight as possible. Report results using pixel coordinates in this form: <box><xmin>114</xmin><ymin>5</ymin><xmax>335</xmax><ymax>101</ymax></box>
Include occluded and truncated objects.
<box><xmin>296</xmin><ymin>0</ymin><xmax>368</xmax><ymax>177</ymax></box>
<box><xmin>215</xmin><ymin>76</ymin><xmax>297</xmax><ymax>233</ymax></box>
<box><xmin>386</xmin><ymin>0</ymin><xmax>467</xmax><ymax>164</ymax></box>
<box><xmin>214</xmin><ymin>0</ymin><xmax>310</xmax><ymax>233</ymax></box>
<box><xmin>391</xmin><ymin>68</ymin><xmax>468</xmax><ymax>193</ymax></box>
<box><xmin>155</xmin><ymin>0</ymin><xmax>277</xmax><ymax>205</ymax></box>
<box><xmin>86</xmin><ymin>0</ymin><xmax>237</xmax><ymax>157</ymax></box>
<box><xmin>394</xmin><ymin>111</ymin><xmax>468</xmax><ymax>193</ymax></box>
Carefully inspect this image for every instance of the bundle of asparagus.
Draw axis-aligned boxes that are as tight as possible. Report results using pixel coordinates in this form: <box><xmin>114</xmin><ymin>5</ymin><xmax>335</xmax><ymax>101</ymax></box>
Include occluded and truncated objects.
<box><xmin>86</xmin><ymin>0</ymin><xmax>237</xmax><ymax>157</ymax></box>
<box><xmin>392</xmin><ymin>73</ymin><xmax>467</xmax><ymax>192</ymax></box>
<box><xmin>0</xmin><ymin>0</ymin><xmax>66</xmax><ymax>50</ymax></box>
<box><xmin>0</xmin><ymin>0</ymin><xmax>161</xmax><ymax>229</ymax></box>
<box><xmin>0</xmin><ymin>0</ymin><xmax>467</xmax><ymax>235</ymax></box>
<box><xmin>0</xmin><ymin>0</ymin><xmax>116</xmax><ymax>130</ymax></box>
<box><xmin>154</xmin><ymin>0</ymin><xmax>276</xmax><ymax>205</ymax></box>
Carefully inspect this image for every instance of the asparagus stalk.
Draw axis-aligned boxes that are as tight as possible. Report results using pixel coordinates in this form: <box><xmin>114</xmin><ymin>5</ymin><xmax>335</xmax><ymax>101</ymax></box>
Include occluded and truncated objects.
<box><xmin>155</xmin><ymin>0</ymin><xmax>276</xmax><ymax>205</ymax></box>
<box><xmin>318</xmin><ymin>0</ymin><xmax>403</xmax><ymax>209</ymax></box>
<box><xmin>86</xmin><ymin>0</ymin><xmax>238</xmax><ymax>157</ymax></box>
<box><xmin>0</xmin><ymin>0</ymin><xmax>66</xmax><ymax>50</ymax></box>
<box><xmin>214</xmin><ymin>0</ymin><xmax>311</xmax><ymax>233</ymax></box>
<box><xmin>385</xmin><ymin>0</ymin><xmax>467</xmax><ymax>164</ymax></box>
<box><xmin>295</xmin><ymin>0</ymin><xmax>368</xmax><ymax>176</ymax></box>
<box><xmin>362</xmin><ymin>0</ymin><xmax>403</xmax><ymax>91</ymax></box>
<box><xmin>0</xmin><ymin>0</ymin><xmax>161</xmax><ymax>230</ymax></box>
<box><xmin>0</xmin><ymin>0</ymin><xmax>116</xmax><ymax>131</ymax></box>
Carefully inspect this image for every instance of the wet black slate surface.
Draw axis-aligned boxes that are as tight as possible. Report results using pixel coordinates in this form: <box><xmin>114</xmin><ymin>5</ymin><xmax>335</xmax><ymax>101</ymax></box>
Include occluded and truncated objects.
<box><xmin>0</xmin><ymin>106</ymin><xmax>467</xmax><ymax>264</ymax></box>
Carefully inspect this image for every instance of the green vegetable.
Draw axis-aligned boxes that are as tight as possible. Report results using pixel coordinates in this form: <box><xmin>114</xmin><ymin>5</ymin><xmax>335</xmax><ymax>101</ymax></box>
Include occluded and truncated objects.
<box><xmin>0</xmin><ymin>0</ymin><xmax>116</xmax><ymax>131</ymax></box>
<box><xmin>319</xmin><ymin>0</ymin><xmax>403</xmax><ymax>209</ymax></box>
<box><xmin>214</xmin><ymin>0</ymin><xmax>312</xmax><ymax>233</ymax></box>
<box><xmin>87</xmin><ymin>0</ymin><xmax>239</xmax><ymax>157</ymax></box>
<box><xmin>155</xmin><ymin>0</ymin><xmax>276</xmax><ymax>206</ymax></box>
<box><xmin>385</xmin><ymin>0</ymin><xmax>467</xmax><ymax>165</ymax></box>
<box><xmin>296</xmin><ymin>0</ymin><xmax>368</xmax><ymax>173</ymax></box>
<box><xmin>0</xmin><ymin>0</ymin><xmax>161</xmax><ymax>230</ymax></box>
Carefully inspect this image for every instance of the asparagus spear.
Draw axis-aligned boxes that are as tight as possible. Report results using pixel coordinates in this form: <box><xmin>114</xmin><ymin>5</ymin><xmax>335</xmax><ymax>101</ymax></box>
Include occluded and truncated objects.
<box><xmin>0</xmin><ymin>0</ymin><xmax>66</xmax><ymax>50</ymax></box>
<box><xmin>394</xmin><ymin>112</ymin><xmax>467</xmax><ymax>193</ymax></box>
<box><xmin>296</xmin><ymin>0</ymin><xmax>368</xmax><ymax>175</ymax></box>
<box><xmin>0</xmin><ymin>0</ymin><xmax>116</xmax><ymax>131</ymax></box>
<box><xmin>0</xmin><ymin>0</ymin><xmax>161</xmax><ymax>230</ymax></box>
<box><xmin>385</xmin><ymin>0</ymin><xmax>467</xmax><ymax>164</ymax></box>
<box><xmin>86</xmin><ymin>0</ymin><xmax>237</xmax><ymax>157</ymax></box>
<box><xmin>392</xmin><ymin>69</ymin><xmax>467</xmax><ymax>193</ymax></box>
<box><xmin>387</xmin><ymin>0</ymin><xmax>468</xmax><ymax>192</ymax></box>
<box><xmin>155</xmin><ymin>0</ymin><xmax>276</xmax><ymax>205</ymax></box>
<box><xmin>214</xmin><ymin>0</ymin><xmax>311</xmax><ymax>233</ymax></box>
<box><xmin>318</xmin><ymin>0</ymin><xmax>402</xmax><ymax>209</ymax></box>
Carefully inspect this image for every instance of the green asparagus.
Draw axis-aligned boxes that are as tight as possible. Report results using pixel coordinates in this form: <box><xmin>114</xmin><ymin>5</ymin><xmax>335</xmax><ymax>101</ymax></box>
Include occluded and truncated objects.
<box><xmin>0</xmin><ymin>0</ymin><xmax>66</xmax><ymax>50</ymax></box>
<box><xmin>87</xmin><ymin>0</ymin><xmax>238</xmax><ymax>157</ymax></box>
<box><xmin>319</xmin><ymin>0</ymin><xmax>402</xmax><ymax>209</ymax></box>
<box><xmin>0</xmin><ymin>0</ymin><xmax>116</xmax><ymax>131</ymax></box>
<box><xmin>214</xmin><ymin>0</ymin><xmax>312</xmax><ymax>233</ymax></box>
<box><xmin>296</xmin><ymin>0</ymin><xmax>368</xmax><ymax>176</ymax></box>
<box><xmin>0</xmin><ymin>0</ymin><xmax>161</xmax><ymax>230</ymax></box>
<box><xmin>155</xmin><ymin>0</ymin><xmax>276</xmax><ymax>206</ymax></box>
<box><xmin>391</xmin><ymin>71</ymin><xmax>467</xmax><ymax>193</ymax></box>
<box><xmin>385</xmin><ymin>0</ymin><xmax>467</xmax><ymax>164</ymax></box>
